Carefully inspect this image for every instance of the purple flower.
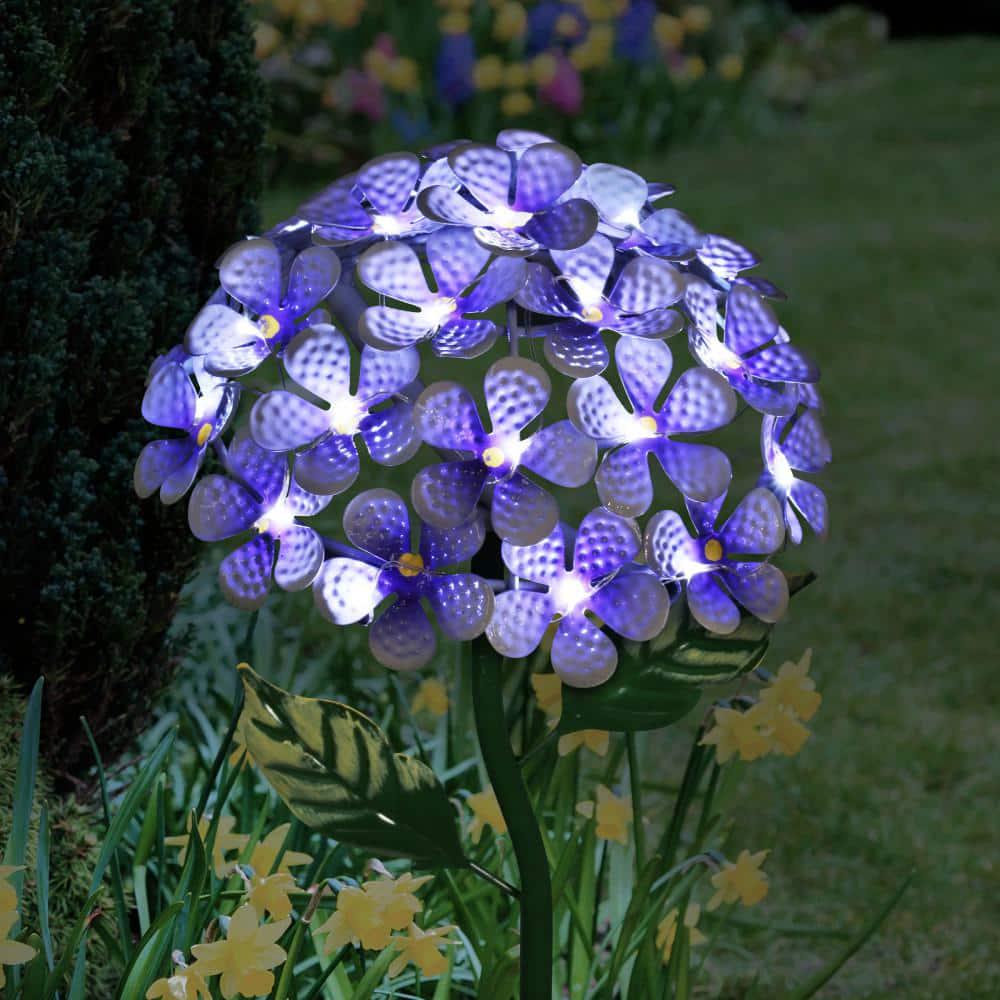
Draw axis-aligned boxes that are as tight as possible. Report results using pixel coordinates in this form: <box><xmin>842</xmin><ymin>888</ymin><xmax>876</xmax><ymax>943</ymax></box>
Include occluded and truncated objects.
<box><xmin>759</xmin><ymin>404</ymin><xmax>831</xmax><ymax>543</ymax></box>
<box><xmin>526</xmin><ymin>2</ymin><xmax>588</xmax><ymax>54</ymax></box>
<box><xmin>487</xmin><ymin>509</ymin><xmax>669</xmax><ymax>687</ymax></box>
<box><xmin>515</xmin><ymin>233</ymin><xmax>685</xmax><ymax>377</ymax></box>
<box><xmin>313</xmin><ymin>489</ymin><xmax>494</xmax><ymax>670</ymax></box>
<box><xmin>568</xmin><ymin>338</ymin><xmax>736</xmax><ymax>515</ymax></box>
<box><xmin>188</xmin><ymin>433</ymin><xmax>331</xmax><ymax>610</ymax></box>
<box><xmin>417</xmin><ymin>141</ymin><xmax>598</xmax><ymax>254</ymax></box>
<box><xmin>249</xmin><ymin>324</ymin><xmax>421</xmax><ymax>495</ymax></box>
<box><xmin>685</xmin><ymin>280</ymin><xmax>819</xmax><ymax>415</ymax></box>
<box><xmin>184</xmin><ymin>238</ymin><xmax>340</xmax><ymax>376</ymax></box>
<box><xmin>298</xmin><ymin>153</ymin><xmax>441</xmax><ymax>245</ymax></box>
<box><xmin>436</xmin><ymin>31</ymin><xmax>476</xmax><ymax>106</ymax></box>
<box><xmin>644</xmin><ymin>487</ymin><xmax>788</xmax><ymax>635</ymax></box>
<box><xmin>134</xmin><ymin>352</ymin><xmax>239</xmax><ymax>504</ymax></box>
<box><xmin>616</xmin><ymin>0</ymin><xmax>658</xmax><ymax>62</ymax></box>
<box><xmin>579</xmin><ymin>163</ymin><xmax>674</xmax><ymax>237</ymax></box>
<box><xmin>411</xmin><ymin>358</ymin><xmax>597</xmax><ymax>545</ymax></box>
<box><xmin>356</xmin><ymin>228</ymin><xmax>526</xmax><ymax>358</ymax></box>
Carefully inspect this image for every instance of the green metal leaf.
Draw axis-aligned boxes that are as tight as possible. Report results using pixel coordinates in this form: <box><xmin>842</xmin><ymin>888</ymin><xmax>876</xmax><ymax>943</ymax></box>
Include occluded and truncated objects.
<box><xmin>239</xmin><ymin>665</ymin><xmax>467</xmax><ymax>868</ymax></box>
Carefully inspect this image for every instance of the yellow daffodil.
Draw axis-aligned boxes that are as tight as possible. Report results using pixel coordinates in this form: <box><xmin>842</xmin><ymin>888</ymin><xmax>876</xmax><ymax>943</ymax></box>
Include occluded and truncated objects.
<box><xmin>0</xmin><ymin>867</ymin><xmax>24</xmax><ymax>913</ymax></box>
<box><xmin>467</xmin><ymin>787</ymin><xmax>507</xmax><ymax>842</ymax></box>
<box><xmin>247</xmin><ymin>872</ymin><xmax>298</xmax><ymax>921</ymax></box>
<box><xmin>717</xmin><ymin>53</ymin><xmax>745</xmax><ymax>82</ymax></box>
<box><xmin>684</xmin><ymin>54</ymin><xmax>707</xmax><ymax>80</ymax></box>
<box><xmin>317</xmin><ymin>885</ymin><xmax>392</xmax><ymax>952</ymax></box>
<box><xmin>531</xmin><ymin>672</ymin><xmax>562</xmax><ymax>721</ymax></box>
<box><xmin>557</xmin><ymin>729</ymin><xmax>610</xmax><ymax>757</ymax></box>
<box><xmin>166</xmin><ymin>815</ymin><xmax>249</xmax><ymax>879</ymax></box>
<box><xmin>411</xmin><ymin>677</ymin><xmax>449</xmax><ymax>718</ymax></box>
<box><xmin>576</xmin><ymin>784</ymin><xmax>632</xmax><ymax>845</ymax></box>
<box><xmin>362</xmin><ymin>871</ymin><xmax>432</xmax><ymax>929</ymax></box>
<box><xmin>501</xmin><ymin>91</ymin><xmax>534</xmax><ymax>117</ymax></box>
<box><xmin>329</xmin><ymin>0</ymin><xmax>365</xmax><ymax>28</ymax></box>
<box><xmin>474</xmin><ymin>55</ymin><xmax>505</xmax><ymax>90</ymax></box>
<box><xmin>581</xmin><ymin>0</ymin><xmax>626</xmax><ymax>18</ymax></box>
<box><xmin>700</xmin><ymin>705</ymin><xmax>770</xmax><ymax>764</ymax></box>
<box><xmin>555</xmin><ymin>11</ymin><xmax>583</xmax><ymax>39</ymax></box>
<box><xmin>654</xmin><ymin>13</ymin><xmax>684</xmax><ymax>49</ymax></box>
<box><xmin>503</xmin><ymin>61</ymin><xmax>531</xmax><ymax>90</ymax></box>
<box><xmin>363</xmin><ymin>48</ymin><xmax>393</xmax><ymax>82</ymax></box>
<box><xmin>0</xmin><ymin>911</ymin><xmax>35</xmax><ymax>988</ymax></box>
<box><xmin>757</xmin><ymin>702</ymin><xmax>811</xmax><ymax>756</ymax></box>
<box><xmin>531</xmin><ymin>52</ymin><xmax>559</xmax><ymax>87</ymax></box>
<box><xmin>253</xmin><ymin>23</ymin><xmax>282</xmax><ymax>61</ymax></box>
<box><xmin>494</xmin><ymin>2</ymin><xmax>527</xmax><ymax>42</ymax></box>
<box><xmin>440</xmin><ymin>11</ymin><xmax>471</xmax><ymax>33</ymax></box>
<box><xmin>681</xmin><ymin>5</ymin><xmax>712</xmax><ymax>34</ymax></box>
<box><xmin>229</xmin><ymin>719</ymin><xmax>254</xmax><ymax>769</ymax></box>
<box><xmin>190</xmin><ymin>904</ymin><xmax>288</xmax><ymax>999</ymax></box>
<box><xmin>571</xmin><ymin>24</ymin><xmax>614</xmax><ymax>70</ymax></box>
<box><xmin>249</xmin><ymin>824</ymin><xmax>313</xmax><ymax>878</ymax></box>
<box><xmin>655</xmin><ymin>903</ymin><xmax>706</xmax><ymax>964</ymax></box>
<box><xmin>760</xmin><ymin>649</ymin><xmax>821</xmax><ymax>720</ymax></box>
<box><xmin>707</xmin><ymin>849</ymin><xmax>769</xmax><ymax>910</ymax></box>
<box><xmin>386</xmin><ymin>57</ymin><xmax>419</xmax><ymax>94</ymax></box>
<box><xmin>388</xmin><ymin>922</ymin><xmax>458</xmax><ymax>978</ymax></box>
<box><xmin>146</xmin><ymin>964</ymin><xmax>211</xmax><ymax>1000</ymax></box>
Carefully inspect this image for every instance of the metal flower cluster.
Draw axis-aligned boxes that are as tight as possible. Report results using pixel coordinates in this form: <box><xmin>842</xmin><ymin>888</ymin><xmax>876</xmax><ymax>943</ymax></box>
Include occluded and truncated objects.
<box><xmin>136</xmin><ymin>130</ymin><xmax>830</xmax><ymax>686</ymax></box>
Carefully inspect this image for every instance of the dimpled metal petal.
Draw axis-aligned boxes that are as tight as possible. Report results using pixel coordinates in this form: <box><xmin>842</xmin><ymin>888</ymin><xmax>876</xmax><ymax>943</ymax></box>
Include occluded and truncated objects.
<box><xmin>551</xmin><ymin>614</ymin><xmax>618</xmax><ymax>688</ymax></box>
<box><xmin>294</xmin><ymin>435</ymin><xmax>360</xmax><ymax>496</ymax></box>
<box><xmin>515</xmin><ymin>263</ymin><xmax>577</xmax><ymax>317</ymax></box>
<box><xmin>185</xmin><ymin>304</ymin><xmax>259</xmax><ymax>357</ymax></box>
<box><xmin>743</xmin><ymin>343</ymin><xmax>819</xmax><ymax>383</ymax></box>
<box><xmin>433</xmin><ymin>319</ymin><xmax>498</xmax><ymax>359</ymax></box>
<box><xmin>790</xmin><ymin>479</ymin><xmax>828</xmax><ymax>537</ymax></box>
<box><xmin>313</xmin><ymin>558</ymin><xmax>384</xmax><ymax>625</ymax></box>
<box><xmin>134</xmin><ymin>439</ymin><xmax>193</xmax><ymax>500</ymax></box>
<box><xmin>426</xmin><ymin>227</ymin><xmax>491</xmax><ymax>297</ymax></box>
<box><xmin>370</xmin><ymin>598</ymin><xmax>437</xmax><ymax>671</ymax></box>
<box><xmin>723</xmin><ymin>563</ymin><xmax>789</xmax><ymax>623</ymax></box>
<box><xmin>583</xmin><ymin>163</ymin><xmax>648</xmax><ymax>227</ymax></box>
<box><xmin>484</xmin><ymin>357</ymin><xmax>550</xmax><ymax>434</ymax></box>
<box><xmin>285</xmin><ymin>246</ymin><xmax>340</xmax><ymax>316</ymax></box>
<box><xmin>719</xmin><ymin>487</ymin><xmax>784</xmax><ymax>555</ymax></box>
<box><xmin>357</xmin><ymin>241</ymin><xmax>433</xmax><ymax>305</ymax></box>
<box><xmin>573</xmin><ymin>508</ymin><xmax>640</xmax><ymax>582</ymax></box>
<box><xmin>698</xmin><ymin>234</ymin><xmax>758</xmax><ymax>280</ymax></box>
<box><xmin>778</xmin><ymin>410</ymin><xmax>831</xmax><ymax>472</ymax></box>
<box><xmin>522</xmin><ymin>199</ymin><xmax>598</xmax><ymax>251</ymax></box>
<box><xmin>449</xmin><ymin>144</ymin><xmax>513</xmax><ymax>209</ymax></box>
<box><xmin>220</xmin><ymin>536</ymin><xmax>275</xmax><ymax>611</ymax></box>
<box><xmin>459</xmin><ymin>256</ymin><xmax>528</xmax><ymax>313</ymax></box>
<box><xmin>418</xmin><ymin>185</ymin><xmax>492</xmax><ymax>226</ymax></box>
<box><xmin>724</xmin><ymin>284</ymin><xmax>779</xmax><ymax>357</ymax></box>
<box><xmin>419</xmin><ymin>510</ymin><xmax>487</xmax><ymax>568</ymax></box>
<box><xmin>551</xmin><ymin>233</ymin><xmax>615</xmax><ymax>302</ymax></box>
<box><xmin>641</xmin><ymin>208</ymin><xmax>701</xmax><ymax>255</ymax></box>
<box><xmin>429</xmin><ymin>574</ymin><xmax>494</xmax><ymax>640</ymax></box>
<box><xmin>501</xmin><ymin>525</ymin><xmax>566</xmax><ymax>586</ymax></box>
<box><xmin>360</xmin><ymin>306</ymin><xmax>433</xmax><ymax>351</ymax></box>
<box><xmin>687</xmin><ymin>573</ymin><xmax>741</xmax><ymax>634</ymax></box>
<box><xmin>644</xmin><ymin>509</ymin><xmax>700</xmax><ymax>580</ymax></box>
<box><xmin>543</xmin><ymin>322</ymin><xmax>610</xmax><ymax>378</ymax></box>
<box><xmin>201</xmin><ymin>342</ymin><xmax>269</xmax><ymax>378</ymax></box>
<box><xmin>615</xmin><ymin>337</ymin><xmax>673</xmax><ymax>413</ymax></box>
<box><xmin>188</xmin><ymin>476</ymin><xmax>262</xmax><ymax>542</ymax></box>
<box><xmin>413</xmin><ymin>382</ymin><xmax>485</xmax><ymax>451</ymax></box>
<box><xmin>514</xmin><ymin>142</ymin><xmax>582</xmax><ymax>212</ymax></box>
<box><xmin>412</xmin><ymin>461</ymin><xmax>488</xmax><ymax>529</ymax></box>
<box><xmin>359</xmin><ymin>401</ymin><xmax>421</xmax><ymax>466</ymax></box>
<box><xmin>250</xmin><ymin>391</ymin><xmax>330</xmax><ymax>452</ymax></box>
<box><xmin>651</xmin><ymin>439</ymin><xmax>732</xmax><ymax>503</ymax></box>
<box><xmin>683</xmin><ymin>279</ymin><xmax>720</xmax><ymax>339</ymax></box>
<box><xmin>612</xmin><ymin>309</ymin><xmax>684</xmax><ymax>339</ymax></box>
<box><xmin>142</xmin><ymin>363</ymin><xmax>196</xmax><ymax>430</ymax></box>
<box><xmin>344</xmin><ymin>488</ymin><xmax>412</xmax><ymax>561</ymax></box>
<box><xmin>496</xmin><ymin>128</ymin><xmax>554</xmax><ymax>152</ymax></box>
<box><xmin>490</xmin><ymin>473</ymin><xmax>559</xmax><ymax>546</ymax></box>
<box><xmin>660</xmin><ymin>368</ymin><xmax>737</xmax><ymax>434</ymax></box>
<box><xmin>567</xmin><ymin>376</ymin><xmax>635</xmax><ymax>441</ymax></box>
<box><xmin>356</xmin><ymin>344</ymin><xmax>420</xmax><ymax>402</ymax></box>
<box><xmin>520</xmin><ymin>420</ymin><xmax>597</xmax><ymax>488</ymax></box>
<box><xmin>589</xmin><ymin>568</ymin><xmax>669</xmax><ymax>641</ymax></box>
<box><xmin>228</xmin><ymin>435</ymin><xmax>289</xmax><ymax>508</ymax></box>
<box><xmin>218</xmin><ymin>238</ymin><xmax>282</xmax><ymax>314</ymax></box>
<box><xmin>486</xmin><ymin>590</ymin><xmax>556</xmax><ymax>659</ymax></box>
<box><xmin>285</xmin><ymin>480</ymin><xmax>331</xmax><ymax>518</ymax></box>
<box><xmin>160</xmin><ymin>451</ymin><xmax>202</xmax><ymax>506</ymax></box>
<box><xmin>610</xmin><ymin>256</ymin><xmax>684</xmax><ymax>313</ymax></box>
<box><xmin>595</xmin><ymin>443</ymin><xmax>655</xmax><ymax>517</ymax></box>
<box><xmin>283</xmin><ymin>324</ymin><xmax>352</xmax><ymax>403</ymax></box>
<box><xmin>274</xmin><ymin>525</ymin><xmax>325</xmax><ymax>591</ymax></box>
<box><xmin>357</xmin><ymin>152</ymin><xmax>421</xmax><ymax>214</ymax></box>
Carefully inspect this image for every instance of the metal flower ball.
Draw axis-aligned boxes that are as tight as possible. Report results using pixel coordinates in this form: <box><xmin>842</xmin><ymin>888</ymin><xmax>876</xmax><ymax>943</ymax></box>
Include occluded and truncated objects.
<box><xmin>136</xmin><ymin>129</ymin><xmax>830</xmax><ymax>686</ymax></box>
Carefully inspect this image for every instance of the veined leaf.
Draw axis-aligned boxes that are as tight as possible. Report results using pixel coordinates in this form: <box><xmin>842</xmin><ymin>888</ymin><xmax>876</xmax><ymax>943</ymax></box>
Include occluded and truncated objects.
<box><xmin>239</xmin><ymin>665</ymin><xmax>467</xmax><ymax>868</ymax></box>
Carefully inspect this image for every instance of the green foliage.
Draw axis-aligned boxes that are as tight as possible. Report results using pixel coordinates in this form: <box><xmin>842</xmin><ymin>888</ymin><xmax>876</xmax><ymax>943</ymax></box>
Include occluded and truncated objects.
<box><xmin>0</xmin><ymin>0</ymin><xmax>267</xmax><ymax>773</ymax></box>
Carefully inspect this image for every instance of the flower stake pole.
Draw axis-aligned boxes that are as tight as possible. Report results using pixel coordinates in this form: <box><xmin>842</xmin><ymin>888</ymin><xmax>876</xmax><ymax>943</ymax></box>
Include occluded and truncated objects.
<box><xmin>470</xmin><ymin>641</ymin><xmax>553</xmax><ymax>1000</ymax></box>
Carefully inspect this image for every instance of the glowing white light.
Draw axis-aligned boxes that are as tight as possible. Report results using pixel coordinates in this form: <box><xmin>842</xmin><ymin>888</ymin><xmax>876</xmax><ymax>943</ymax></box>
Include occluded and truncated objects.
<box><xmin>422</xmin><ymin>296</ymin><xmax>458</xmax><ymax>328</ymax></box>
<box><xmin>256</xmin><ymin>498</ymin><xmax>296</xmax><ymax>536</ymax></box>
<box><xmin>328</xmin><ymin>396</ymin><xmax>365</xmax><ymax>436</ymax></box>
<box><xmin>489</xmin><ymin>205</ymin><xmax>533</xmax><ymax>230</ymax></box>
<box><xmin>611</xmin><ymin>207</ymin><xmax>641</xmax><ymax>228</ymax></box>
<box><xmin>193</xmin><ymin>390</ymin><xmax>221</xmax><ymax>426</ymax></box>
<box><xmin>700</xmin><ymin>337</ymin><xmax>744</xmax><ymax>375</ymax></box>
<box><xmin>371</xmin><ymin>214</ymin><xmax>405</xmax><ymax>236</ymax></box>
<box><xmin>771</xmin><ymin>450</ymin><xmax>796</xmax><ymax>492</ymax></box>
<box><xmin>569</xmin><ymin>278</ymin><xmax>605</xmax><ymax>311</ymax></box>
<box><xmin>551</xmin><ymin>573</ymin><xmax>592</xmax><ymax>615</ymax></box>
<box><xmin>623</xmin><ymin>414</ymin><xmax>659</xmax><ymax>443</ymax></box>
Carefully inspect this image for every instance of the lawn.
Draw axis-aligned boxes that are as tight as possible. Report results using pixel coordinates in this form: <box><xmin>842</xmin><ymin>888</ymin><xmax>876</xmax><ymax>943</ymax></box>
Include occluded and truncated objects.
<box><xmin>255</xmin><ymin>38</ymin><xmax>998</xmax><ymax>997</ymax></box>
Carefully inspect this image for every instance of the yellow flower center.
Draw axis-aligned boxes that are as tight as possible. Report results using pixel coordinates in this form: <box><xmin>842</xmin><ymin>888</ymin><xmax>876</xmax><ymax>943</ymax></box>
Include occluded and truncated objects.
<box><xmin>259</xmin><ymin>313</ymin><xmax>281</xmax><ymax>339</ymax></box>
<box><xmin>196</xmin><ymin>422</ymin><xmax>213</xmax><ymax>447</ymax></box>
<box><xmin>704</xmin><ymin>538</ymin><xmax>724</xmax><ymax>562</ymax></box>
<box><xmin>581</xmin><ymin>304</ymin><xmax>603</xmax><ymax>323</ymax></box>
<box><xmin>637</xmin><ymin>415</ymin><xmax>658</xmax><ymax>436</ymax></box>
<box><xmin>482</xmin><ymin>446</ymin><xmax>505</xmax><ymax>469</ymax></box>
<box><xmin>256</xmin><ymin>518</ymin><xmax>270</xmax><ymax>535</ymax></box>
<box><xmin>398</xmin><ymin>552</ymin><xmax>424</xmax><ymax>577</ymax></box>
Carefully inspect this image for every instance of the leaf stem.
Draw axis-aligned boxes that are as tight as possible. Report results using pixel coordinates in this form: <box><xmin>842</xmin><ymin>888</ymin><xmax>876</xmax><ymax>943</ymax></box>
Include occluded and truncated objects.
<box><xmin>626</xmin><ymin>731</ymin><xmax>646</xmax><ymax>874</ymax></box>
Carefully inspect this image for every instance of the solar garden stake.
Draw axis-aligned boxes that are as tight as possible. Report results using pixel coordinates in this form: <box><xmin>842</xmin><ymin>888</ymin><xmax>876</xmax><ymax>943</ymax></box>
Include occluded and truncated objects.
<box><xmin>137</xmin><ymin>131</ymin><xmax>829</xmax><ymax>998</ymax></box>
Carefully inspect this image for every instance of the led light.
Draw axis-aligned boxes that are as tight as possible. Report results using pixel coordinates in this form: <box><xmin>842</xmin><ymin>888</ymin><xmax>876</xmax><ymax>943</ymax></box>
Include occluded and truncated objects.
<box><xmin>256</xmin><ymin>499</ymin><xmax>296</xmax><ymax>536</ymax></box>
<box><xmin>422</xmin><ymin>296</ymin><xmax>458</xmax><ymax>328</ymax></box>
<box><xmin>371</xmin><ymin>214</ymin><xmax>405</xmax><ymax>236</ymax></box>
<box><xmin>551</xmin><ymin>573</ymin><xmax>592</xmax><ymax>615</ymax></box>
<box><xmin>259</xmin><ymin>314</ymin><xmax>281</xmax><ymax>339</ymax></box>
<box><xmin>195</xmin><ymin>422</ymin><xmax>213</xmax><ymax>447</ymax></box>
<box><xmin>489</xmin><ymin>205</ymin><xmax>533</xmax><ymax>230</ymax></box>
<box><xmin>580</xmin><ymin>304</ymin><xmax>603</xmax><ymax>323</ymax></box>
<box><xmin>771</xmin><ymin>450</ymin><xmax>796</xmax><ymax>492</ymax></box>
<box><xmin>398</xmin><ymin>552</ymin><xmax>425</xmax><ymax>577</ymax></box>
<box><xmin>482</xmin><ymin>446</ymin><xmax>505</xmax><ymax>468</ymax></box>
<box><xmin>701</xmin><ymin>337</ymin><xmax>744</xmax><ymax>374</ymax></box>
<box><xmin>328</xmin><ymin>397</ymin><xmax>365</xmax><ymax>436</ymax></box>
<box><xmin>704</xmin><ymin>538</ymin><xmax>724</xmax><ymax>562</ymax></box>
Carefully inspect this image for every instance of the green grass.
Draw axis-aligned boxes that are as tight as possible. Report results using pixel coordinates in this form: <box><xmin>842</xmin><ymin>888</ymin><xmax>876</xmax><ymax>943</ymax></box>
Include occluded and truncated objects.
<box><xmin>257</xmin><ymin>37</ymin><xmax>1000</xmax><ymax>998</ymax></box>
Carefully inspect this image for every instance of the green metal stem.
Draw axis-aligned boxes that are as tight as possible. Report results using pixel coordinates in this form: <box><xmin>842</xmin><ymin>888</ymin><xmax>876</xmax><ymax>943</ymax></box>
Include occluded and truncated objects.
<box><xmin>470</xmin><ymin>641</ymin><xmax>553</xmax><ymax>1000</ymax></box>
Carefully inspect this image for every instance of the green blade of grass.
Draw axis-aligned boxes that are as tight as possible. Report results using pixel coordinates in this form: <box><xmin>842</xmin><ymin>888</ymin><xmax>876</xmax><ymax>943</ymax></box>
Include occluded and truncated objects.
<box><xmin>4</xmin><ymin>678</ymin><xmax>43</xmax><ymax>882</ymax></box>
<box><xmin>36</xmin><ymin>803</ymin><xmax>55</xmax><ymax>971</ymax></box>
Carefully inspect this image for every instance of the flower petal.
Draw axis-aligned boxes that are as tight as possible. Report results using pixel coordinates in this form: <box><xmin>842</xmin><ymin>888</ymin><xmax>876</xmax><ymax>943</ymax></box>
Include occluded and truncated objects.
<box><xmin>285</xmin><ymin>480</ymin><xmax>332</xmax><ymax>518</ymax></box>
<box><xmin>203</xmin><ymin>342</ymin><xmax>269</xmax><ymax>378</ymax></box>
<box><xmin>294</xmin><ymin>435</ymin><xmax>360</xmax><ymax>495</ymax></box>
<box><xmin>643</xmin><ymin>509</ymin><xmax>699</xmax><ymax>579</ymax></box>
<box><xmin>344</xmin><ymin>488</ymin><xmax>412</xmax><ymax>561</ymax></box>
<box><xmin>357</xmin><ymin>151</ymin><xmax>421</xmax><ymax>214</ymax></box>
<box><xmin>610</xmin><ymin>256</ymin><xmax>684</xmax><ymax>313</ymax></box>
<box><xmin>229</xmin><ymin>433</ymin><xmax>289</xmax><ymax>507</ymax></box>
<box><xmin>543</xmin><ymin>321</ymin><xmax>610</xmax><ymax>378</ymax></box>
<box><xmin>640</xmin><ymin>208</ymin><xmax>701</xmax><ymax>256</ymax></box>
<box><xmin>486</xmin><ymin>590</ymin><xmax>556</xmax><ymax>658</ymax></box>
<box><xmin>185</xmin><ymin>304</ymin><xmax>259</xmax><ymax>357</ymax></box>
<box><xmin>551</xmin><ymin>233</ymin><xmax>615</xmax><ymax>304</ymax></box>
<box><xmin>274</xmin><ymin>525</ymin><xmax>325</xmax><ymax>591</ymax></box>
<box><xmin>357</xmin><ymin>241</ymin><xmax>433</xmax><ymax>305</ymax></box>
<box><xmin>160</xmin><ymin>451</ymin><xmax>202</xmax><ymax>505</ymax></box>
<box><xmin>776</xmin><ymin>410</ymin><xmax>831</xmax><ymax>472</ymax></box>
<box><xmin>449</xmin><ymin>143</ymin><xmax>513</xmax><ymax>210</ymax></box>
<box><xmin>651</xmin><ymin>439</ymin><xmax>733</xmax><ymax>503</ymax></box>
<box><xmin>584</xmin><ymin>162</ymin><xmax>648</xmax><ymax>227</ymax></box>
<box><xmin>188</xmin><ymin>475</ymin><xmax>263</xmax><ymax>541</ymax></box>
<box><xmin>567</xmin><ymin>376</ymin><xmax>635</xmax><ymax>440</ymax></box>
<box><xmin>219</xmin><ymin>535</ymin><xmax>275</xmax><ymax>610</ymax></box>
<box><xmin>573</xmin><ymin>508</ymin><xmax>641</xmax><ymax>582</ymax></box>
<box><xmin>419</xmin><ymin>509</ymin><xmax>487</xmax><ymax>568</ymax></box>
<box><xmin>614</xmin><ymin>337</ymin><xmax>674</xmax><ymax>413</ymax></box>
<box><xmin>413</xmin><ymin>382</ymin><xmax>485</xmax><ymax>451</ymax></box>
<box><xmin>723</xmin><ymin>563</ymin><xmax>788</xmax><ymax>623</ymax></box>
<box><xmin>496</xmin><ymin>128</ymin><xmax>554</xmax><ymax>151</ymax></box>
<box><xmin>590</xmin><ymin>567</ymin><xmax>669</xmax><ymax>641</ymax></box>
<box><xmin>515</xmin><ymin>263</ymin><xmax>577</xmax><ymax>318</ymax></box>
<box><xmin>723</xmin><ymin>284</ymin><xmax>778</xmax><ymax>357</ymax></box>
<box><xmin>733</xmin><ymin>374</ymin><xmax>800</xmax><ymax>415</ymax></box>
<box><xmin>683</xmin><ymin>279</ymin><xmax>719</xmax><ymax>339</ymax></box>
<box><xmin>552</xmin><ymin>614</ymin><xmax>618</xmax><ymax>688</ymax></box>
<box><xmin>698</xmin><ymin>234</ymin><xmax>758</xmax><ymax>280</ymax></box>
<box><xmin>501</xmin><ymin>524</ymin><xmax>566</xmax><ymax>586</ymax></box>
<box><xmin>520</xmin><ymin>420</ymin><xmax>597</xmax><ymax>487</ymax></box>
<box><xmin>660</xmin><ymin>368</ymin><xmax>737</xmax><ymax>434</ymax></box>
<box><xmin>134</xmin><ymin>439</ymin><xmax>194</xmax><ymax>499</ymax></box>
<box><xmin>789</xmin><ymin>479</ymin><xmax>828</xmax><ymax>537</ymax></box>
<box><xmin>370</xmin><ymin>599</ymin><xmax>436</xmax><ymax>670</ymax></box>
<box><xmin>285</xmin><ymin>246</ymin><xmax>340</xmax><ymax>317</ymax></box>
<box><xmin>595</xmin><ymin>443</ymin><xmax>655</xmax><ymax>517</ymax></box>
<box><xmin>298</xmin><ymin>177</ymin><xmax>368</xmax><ymax>227</ymax></box>
<box><xmin>491</xmin><ymin>473</ymin><xmax>558</xmax><ymax>545</ymax></box>
<box><xmin>743</xmin><ymin>343</ymin><xmax>819</xmax><ymax>384</ymax></box>
<box><xmin>611</xmin><ymin>308</ymin><xmax>684</xmax><ymax>339</ymax></box>
<box><xmin>219</xmin><ymin>238</ymin><xmax>282</xmax><ymax>315</ymax></box>
<box><xmin>426</xmin><ymin>227</ymin><xmax>491</xmax><ymax>296</ymax></box>
<box><xmin>514</xmin><ymin>141</ymin><xmax>582</xmax><ymax>211</ymax></box>
<box><xmin>357</xmin><ymin>344</ymin><xmax>420</xmax><ymax>402</ymax></box>
<box><xmin>720</xmin><ymin>488</ymin><xmax>784</xmax><ymax>555</ymax></box>
<box><xmin>359</xmin><ymin>306</ymin><xmax>433</xmax><ymax>351</ymax></box>
<box><xmin>418</xmin><ymin>185</ymin><xmax>492</xmax><ymax>226</ymax></box>
<box><xmin>429</xmin><ymin>574</ymin><xmax>494</xmax><ymax>640</ymax></box>
<box><xmin>522</xmin><ymin>198</ymin><xmax>598</xmax><ymax>251</ymax></box>
<box><xmin>484</xmin><ymin>357</ymin><xmax>550</xmax><ymax>434</ymax></box>
<box><xmin>314</xmin><ymin>558</ymin><xmax>385</xmax><ymax>624</ymax></box>
<box><xmin>283</xmin><ymin>324</ymin><xmax>352</xmax><ymax>403</ymax></box>
<box><xmin>142</xmin><ymin>363</ymin><xmax>196</xmax><ymax>430</ymax></box>
<box><xmin>687</xmin><ymin>573</ymin><xmax>741</xmax><ymax>634</ymax></box>
<box><xmin>460</xmin><ymin>256</ymin><xmax>528</xmax><ymax>313</ymax></box>
<box><xmin>412</xmin><ymin>460</ymin><xmax>488</xmax><ymax>529</ymax></box>
<box><xmin>433</xmin><ymin>318</ymin><xmax>498</xmax><ymax>359</ymax></box>
<box><xmin>250</xmin><ymin>391</ymin><xmax>331</xmax><ymax>451</ymax></box>
<box><xmin>360</xmin><ymin>401</ymin><xmax>421</xmax><ymax>466</ymax></box>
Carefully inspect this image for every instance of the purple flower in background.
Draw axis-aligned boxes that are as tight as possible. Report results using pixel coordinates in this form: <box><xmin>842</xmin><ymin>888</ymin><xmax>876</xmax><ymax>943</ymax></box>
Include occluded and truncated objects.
<box><xmin>249</xmin><ymin>324</ymin><xmax>421</xmax><ymax>495</ymax></box>
<box><xmin>526</xmin><ymin>2</ymin><xmax>588</xmax><ymax>55</ymax></box>
<box><xmin>759</xmin><ymin>405</ymin><xmax>831</xmax><ymax>543</ymax></box>
<box><xmin>487</xmin><ymin>509</ymin><xmax>669</xmax><ymax>687</ymax></box>
<box><xmin>417</xmin><ymin>141</ymin><xmax>598</xmax><ymax>254</ymax></box>
<box><xmin>134</xmin><ymin>351</ymin><xmax>239</xmax><ymax>504</ymax></box>
<box><xmin>184</xmin><ymin>238</ymin><xmax>340</xmax><ymax>376</ymax></box>
<box><xmin>411</xmin><ymin>358</ymin><xmax>597</xmax><ymax>545</ymax></box>
<box><xmin>645</xmin><ymin>487</ymin><xmax>788</xmax><ymax>635</ymax></box>
<box><xmin>188</xmin><ymin>433</ymin><xmax>331</xmax><ymax>610</ymax></box>
<box><xmin>685</xmin><ymin>280</ymin><xmax>819</xmax><ymax>415</ymax></box>
<box><xmin>516</xmin><ymin>232</ymin><xmax>685</xmax><ymax>377</ymax></box>
<box><xmin>436</xmin><ymin>30</ymin><xmax>476</xmax><ymax>106</ymax></box>
<box><xmin>356</xmin><ymin>228</ymin><xmax>526</xmax><ymax>358</ymax></box>
<box><xmin>616</xmin><ymin>0</ymin><xmax>658</xmax><ymax>62</ymax></box>
<box><xmin>313</xmin><ymin>489</ymin><xmax>494</xmax><ymax>670</ymax></box>
<box><xmin>568</xmin><ymin>338</ymin><xmax>736</xmax><ymax>515</ymax></box>
<box><xmin>298</xmin><ymin>153</ymin><xmax>441</xmax><ymax>245</ymax></box>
